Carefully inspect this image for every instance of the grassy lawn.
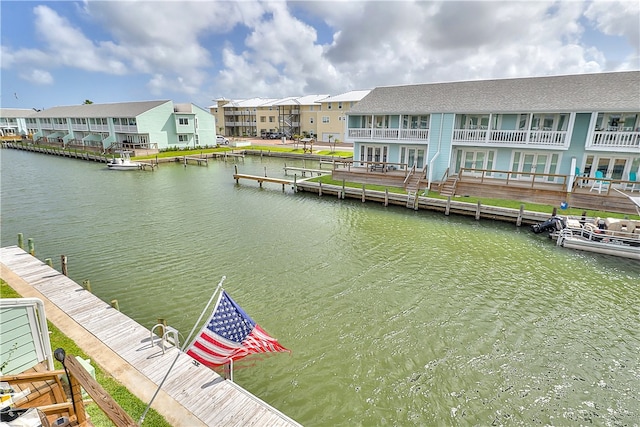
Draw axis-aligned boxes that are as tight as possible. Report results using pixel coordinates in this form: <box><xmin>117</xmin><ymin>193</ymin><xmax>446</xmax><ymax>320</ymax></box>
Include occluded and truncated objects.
<box><xmin>0</xmin><ymin>281</ymin><xmax>171</xmax><ymax>427</ymax></box>
<box><xmin>132</xmin><ymin>145</ymin><xmax>353</xmax><ymax>160</ymax></box>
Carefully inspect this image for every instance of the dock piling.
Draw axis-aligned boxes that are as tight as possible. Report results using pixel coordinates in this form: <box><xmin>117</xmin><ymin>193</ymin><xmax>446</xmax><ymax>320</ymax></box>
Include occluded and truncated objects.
<box><xmin>17</xmin><ymin>233</ymin><xmax>23</xmax><ymax>249</ymax></box>
<box><xmin>61</xmin><ymin>255</ymin><xmax>68</xmax><ymax>276</ymax></box>
<box><xmin>28</xmin><ymin>238</ymin><xmax>35</xmax><ymax>256</ymax></box>
<box><xmin>110</xmin><ymin>299</ymin><xmax>120</xmax><ymax>311</ymax></box>
<box><xmin>83</xmin><ymin>279</ymin><xmax>92</xmax><ymax>293</ymax></box>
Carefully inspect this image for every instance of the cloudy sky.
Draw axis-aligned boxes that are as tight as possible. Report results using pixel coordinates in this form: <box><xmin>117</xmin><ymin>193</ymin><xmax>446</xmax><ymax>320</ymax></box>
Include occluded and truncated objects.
<box><xmin>1</xmin><ymin>0</ymin><xmax>638</xmax><ymax>110</ymax></box>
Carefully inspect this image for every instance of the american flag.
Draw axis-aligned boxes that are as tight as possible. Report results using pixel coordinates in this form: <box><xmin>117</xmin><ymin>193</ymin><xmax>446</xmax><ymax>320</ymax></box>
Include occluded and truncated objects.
<box><xmin>186</xmin><ymin>290</ymin><xmax>289</xmax><ymax>368</ymax></box>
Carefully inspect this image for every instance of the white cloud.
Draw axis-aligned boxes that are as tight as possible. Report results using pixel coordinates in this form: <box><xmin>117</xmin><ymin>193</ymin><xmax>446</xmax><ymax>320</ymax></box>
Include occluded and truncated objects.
<box><xmin>1</xmin><ymin>0</ymin><xmax>638</xmax><ymax>104</ymax></box>
<box><xmin>19</xmin><ymin>69</ymin><xmax>53</xmax><ymax>85</ymax></box>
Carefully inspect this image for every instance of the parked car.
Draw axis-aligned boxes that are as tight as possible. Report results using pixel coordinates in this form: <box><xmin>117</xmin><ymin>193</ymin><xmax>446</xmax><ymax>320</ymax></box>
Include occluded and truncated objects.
<box><xmin>216</xmin><ymin>135</ymin><xmax>229</xmax><ymax>145</ymax></box>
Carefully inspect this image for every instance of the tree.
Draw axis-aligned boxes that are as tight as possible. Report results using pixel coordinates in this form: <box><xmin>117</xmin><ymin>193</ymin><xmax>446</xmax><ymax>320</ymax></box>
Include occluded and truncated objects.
<box><xmin>83</xmin><ymin>100</ymin><xmax>93</xmax><ymax>104</ymax></box>
<box><xmin>331</xmin><ymin>138</ymin><xmax>340</xmax><ymax>154</ymax></box>
<box><xmin>327</xmin><ymin>135</ymin><xmax>334</xmax><ymax>153</ymax></box>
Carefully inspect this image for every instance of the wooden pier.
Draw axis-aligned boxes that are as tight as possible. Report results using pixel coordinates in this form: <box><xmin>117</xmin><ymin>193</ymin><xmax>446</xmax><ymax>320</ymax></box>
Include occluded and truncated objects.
<box><xmin>283</xmin><ymin>164</ymin><xmax>329</xmax><ymax>177</ymax></box>
<box><xmin>0</xmin><ymin>246</ymin><xmax>301</xmax><ymax>427</ymax></box>
<box><xmin>182</xmin><ymin>155</ymin><xmax>208</xmax><ymax>166</ymax></box>
<box><xmin>233</xmin><ymin>165</ymin><xmax>295</xmax><ymax>191</ymax></box>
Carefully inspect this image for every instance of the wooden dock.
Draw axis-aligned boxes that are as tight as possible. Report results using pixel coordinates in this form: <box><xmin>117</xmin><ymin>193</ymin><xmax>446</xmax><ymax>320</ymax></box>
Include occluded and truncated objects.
<box><xmin>0</xmin><ymin>246</ymin><xmax>301</xmax><ymax>427</ymax></box>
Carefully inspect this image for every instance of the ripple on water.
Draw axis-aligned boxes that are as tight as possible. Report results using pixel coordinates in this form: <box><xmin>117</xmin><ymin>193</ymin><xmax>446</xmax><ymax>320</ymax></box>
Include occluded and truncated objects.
<box><xmin>2</xmin><ymin>151</ymin><xmax>639</xmax><ymax>426</ymax></box>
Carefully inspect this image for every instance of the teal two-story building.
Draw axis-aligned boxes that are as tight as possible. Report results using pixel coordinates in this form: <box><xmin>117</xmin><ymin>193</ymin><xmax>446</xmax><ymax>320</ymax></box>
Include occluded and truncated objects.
<box><xmin>346</xmin><ymin>71</ymin><xmax>639</xmax><ymax>190</ymax></box>
<box><xmin>10</xmin><ymin>100</ymin><xmax>216</xmax><ymax>152</ymax></box>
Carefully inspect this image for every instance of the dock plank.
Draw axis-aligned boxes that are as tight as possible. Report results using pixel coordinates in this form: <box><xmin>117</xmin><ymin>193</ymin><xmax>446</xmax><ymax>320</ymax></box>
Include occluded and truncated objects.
<box><xmin>1</xmin><ymin>246</ymin><xmax>300</xmax><ymax>427</ymax></box>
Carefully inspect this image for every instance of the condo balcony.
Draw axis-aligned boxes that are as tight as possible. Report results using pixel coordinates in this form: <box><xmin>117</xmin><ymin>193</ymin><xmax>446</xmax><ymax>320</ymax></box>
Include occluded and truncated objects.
<box><xmin>348</xmin><ymin>128</ymin><xmax>429</xmax><ymax>140</ymax></box>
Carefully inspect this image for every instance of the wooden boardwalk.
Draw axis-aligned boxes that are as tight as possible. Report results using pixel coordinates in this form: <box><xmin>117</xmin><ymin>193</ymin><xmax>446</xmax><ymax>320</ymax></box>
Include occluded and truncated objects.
<box><xmin>0</xmin><ymin>246</ymin><xmax>301</xmax><ymax>427</ymax></box>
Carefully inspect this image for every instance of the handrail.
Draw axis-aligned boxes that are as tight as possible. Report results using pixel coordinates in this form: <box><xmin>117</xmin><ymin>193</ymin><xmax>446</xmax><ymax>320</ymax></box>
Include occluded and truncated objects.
<box><xmin>403</xmin><ymin>163</ymin><xmax>416</xmax><ymax>185</ymax></box>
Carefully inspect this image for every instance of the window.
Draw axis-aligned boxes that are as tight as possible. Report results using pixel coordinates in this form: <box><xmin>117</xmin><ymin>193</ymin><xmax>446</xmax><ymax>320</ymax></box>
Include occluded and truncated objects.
<box><xmin>178</xmin><ymin>134</ymin><xmax>189</xmax><ymax>142</ymax></box>
<box><xmin>260</xmin><ymin>116</ymin><xmax>266</xmax><ymax>123</ymax></box>
<box><xmin>309</xmin><ymin>106</ymin><xmax>314</xmax><ymax>112</ymax></box>
<box><xmin>269</xmin><ymin>116</ymin><xmax>274</xmax><ymax>123</ymax></box>
<box><xmin>179</xmin><ymin>118</ymin><xmax>189</xmax><ymax>125</ymax></box>
<box><xmin>327</xmin><ymin>103</ymin><xmax>332</xmax><ymax>110</ymax></box>
<box><xmin>338</xmin><ymin>102</ymin><xmax>343</xmax><ymax>109</ymax></box>
<box><xmin>322</xmin><ymin>116</ymin><xmax>330</xmax><ymax>123</ymax></box>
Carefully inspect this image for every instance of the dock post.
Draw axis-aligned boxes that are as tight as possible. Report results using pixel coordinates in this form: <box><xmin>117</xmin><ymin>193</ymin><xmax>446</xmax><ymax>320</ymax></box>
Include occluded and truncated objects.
<box><xmin>319</xmin><ymin>180</ymin><xmax>322</xmax><ymax>196</ymax></box>
<box><xmin>28</xmin><ymin>238</ymin><xmax>35</xmax><ymax>256</ymax></box>
<box><xmin>264</xmin><ymin>166</ymin><xmax>267</xmax><ymax>177</ymax></box>
<box><xmin>284</xmin><ymin>163</ymin><xmax>287</xmax><ymax>176</ymax></box>
<box><xmin>516</xmin><ymin>204</ymin><xmax>524</xmax><ymax>227</ymax></box>
<box><xmin>384</xmin><ymin>189</ymin><xmax>389</xmax><ymax>206</ymax></box>
<box><xmin>342</xmin><ymin>179</ymin><xmax>346</xmax><ymax>199</ymax></box>
<box><xmin>362</xmin><ymin>184</ymin><xmax>366</xmax><ymax>202</ymax></box>
<box><xmin>111</xmin><ymin>299</ymin><xmax>120</xmax><ymax>311</ymax></box>
<box><xmin>83</xmin><ymin>279</ymin><xmax>92</xmax><ymax>293</ymax></box>
<box><xmin>17</xmin><ymin>233</ymin><xmax>23</xmax><ymax>249</ymax></box>
<box><xmin>45</xmin><ymin>258</ymin><xmax>53</xmax><ymax>267</ymax></box>
<box><xmin>234</xmin><ymin>165</ymin><xmax>239</xmax><ymax>184</ymax></box>
<box><xmin>445</xmin><ymin>196</ymin><xmax>451</xmax><ymax>216</ymax></box>
<box><xmin>475</xmin><ymin>201</ymin><xmax>481</xmax><ymax>220</ymax></box>
<box><xmin>293</xmin><ymin>174</ymin><xmax>298</xmax><ymax>193</ymax></box>
<box><xmin>61</xmin><ymin>255</ymin><xmax>68</xmax><ymax>276</ymax></box>
<box><xmin>552</xmin><ymin>207</ymin><xmax>557</xmax><ymax>216</ymax></box>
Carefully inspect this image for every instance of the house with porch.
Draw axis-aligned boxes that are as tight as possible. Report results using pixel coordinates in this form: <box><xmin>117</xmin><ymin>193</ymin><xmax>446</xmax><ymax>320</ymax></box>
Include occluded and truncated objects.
<box><xmin>345</xmin><ymin>71</ymin><xmax>640</xmax><ymax>203</ymax></box>
<box><xmin>22</xmin><ymin>100</ymin><xmax>216</xmax><ymax>153</ymax></box>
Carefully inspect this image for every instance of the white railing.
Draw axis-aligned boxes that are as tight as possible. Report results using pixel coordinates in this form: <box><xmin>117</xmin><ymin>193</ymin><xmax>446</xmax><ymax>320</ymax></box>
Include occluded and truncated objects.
<box><xmin>71</xmin><ymin>124</ymin><xmax>89</xmax><ymax>131</ymax></box>
<box><xmin>590</xmin><ymin>131</ymin><xmax>640</xmax><ymax>149</ymax></box>
<box><xmin>347</xmin><ymin>127</ymin><xmax>429</xmax><ymax>140</ymax></box>
<box><xmin>400</xmin><ymin>129</ymin><xmax>429</xmax><ymax>140</ymax></box>
<box><xmin>453</xmin><ymin>129</ymin><xmax>566</xmax><ymax>147</ymax></box>
<box><xmin>348</xmin><ymin>128</ymin><xmax>372</xmax><ymax>138</ymax></box>
<box><xmin>113</xmin><ymin>125</ymin><xmax>138</xmax><ymax>133</ymax></box>
<box><xmin>89</xmin><ymin>124</ymin><xmax>109</xmax><ymax>132</ymax></box>
<box><xmin>373</xmin><ymin>128</ymin><xmax>399</xmax><ymax>139</ymax></box>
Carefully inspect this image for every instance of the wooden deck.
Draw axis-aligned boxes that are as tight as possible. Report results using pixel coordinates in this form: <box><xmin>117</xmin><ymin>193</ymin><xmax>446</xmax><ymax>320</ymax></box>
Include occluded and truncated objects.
<box><xmin>0</xmin><ymin>246</ymin><xmax>301</xmax><ymax>427</ymax></box>
<box><xmin>332</xmin><ymin>167</ymin><xmax>640</xmax><ymax>216</ymax></box>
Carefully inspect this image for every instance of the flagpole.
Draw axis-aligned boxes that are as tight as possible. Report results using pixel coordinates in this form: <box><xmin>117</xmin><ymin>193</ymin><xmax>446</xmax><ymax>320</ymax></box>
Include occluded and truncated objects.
<box><xmin>138</xmin><ymin>276</ymin><xmax>226</xmax><ymax>425</ymax></box>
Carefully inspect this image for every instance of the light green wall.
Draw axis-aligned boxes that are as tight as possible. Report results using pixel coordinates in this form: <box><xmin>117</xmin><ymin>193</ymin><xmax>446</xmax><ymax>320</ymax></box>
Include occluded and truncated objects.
<box><xmin>137</xmin><ymin>101</ymin><xmax>175</xmax><ymax>149</ymax></box>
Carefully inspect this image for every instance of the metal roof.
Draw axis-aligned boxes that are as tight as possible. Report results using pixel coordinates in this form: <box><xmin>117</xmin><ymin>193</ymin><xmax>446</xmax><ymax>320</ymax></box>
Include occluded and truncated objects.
<box><xmin>321</xmin><ymin>90</ymin><xmax>371</xmax><ymax>103</ymax></box>
<box><xmin>349</xmin><ymin>71</ymin><xmax>640</xmax><ymax>114</ymax></box>
<box><xmin>27</xmin><ymin>100</ymin><xmax>171</xmax><ymax>118</ymax></box>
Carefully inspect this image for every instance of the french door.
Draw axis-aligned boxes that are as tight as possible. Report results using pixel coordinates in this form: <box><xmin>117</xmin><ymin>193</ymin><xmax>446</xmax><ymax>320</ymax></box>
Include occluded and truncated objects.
<box><xmin>400</xmin><ymin>146</ymin><xmax>425</xmax><ymax>169</ymax></box>
<box><xmin>511</xmin><ymin>151</ymin><xmax>559</xmax><ymax>182</ymax></box>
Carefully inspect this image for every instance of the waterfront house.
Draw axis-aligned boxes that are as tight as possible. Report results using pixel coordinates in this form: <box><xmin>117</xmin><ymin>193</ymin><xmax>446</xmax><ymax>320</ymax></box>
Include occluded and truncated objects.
<box><xmin>344</xmin><ymin>71</ymin><xmax>640</xmax><ymax>206</ymax></box>
<box><xmin>19</xmin><ymin>100</ymin><xmax>216</xmax><ymax>153</ymax></box>
<box><xmin>0</xmin><ymin>108</ymin><xmax>34</xmax><ymax>140</ymax></box>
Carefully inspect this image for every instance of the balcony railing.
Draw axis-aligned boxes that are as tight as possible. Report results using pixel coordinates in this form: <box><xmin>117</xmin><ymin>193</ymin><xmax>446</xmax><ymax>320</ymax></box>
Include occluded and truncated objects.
<box><xmin>453</xmin><ymin>129</ymin><xmax>567</xmax><ymax>147</ymax></box>
<box><xmin>589</xmin><ymin>131</ymin><xmax>639</xmax><ymax>149</ymax></box>
<box><xmin>348</xmin><ymin>128</ymin><xmax>429</xmax><ymax>140</ymax></box>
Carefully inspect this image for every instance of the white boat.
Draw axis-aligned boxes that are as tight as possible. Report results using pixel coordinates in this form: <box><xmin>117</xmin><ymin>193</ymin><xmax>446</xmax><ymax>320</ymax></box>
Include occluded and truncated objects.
<box><xmin>107</xmin><ymin>151</ymin><xmax>141</xmax><ymax>170</ymax></box>
<box><xmin>532</xmin><ymin>216</ymin><xmax>640</xmax><ymax>260</ymax></box>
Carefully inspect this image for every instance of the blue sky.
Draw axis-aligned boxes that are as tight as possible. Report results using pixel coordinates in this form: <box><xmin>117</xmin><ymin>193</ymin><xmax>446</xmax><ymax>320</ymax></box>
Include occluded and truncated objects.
<box><xmin>1</xmin><ymin>0</ymin><xmax>638</xmax><ymax>111</ymax></box>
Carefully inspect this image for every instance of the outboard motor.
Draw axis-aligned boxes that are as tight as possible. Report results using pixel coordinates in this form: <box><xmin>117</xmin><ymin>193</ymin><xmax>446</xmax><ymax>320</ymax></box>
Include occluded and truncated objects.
<box><xmin>531</xmin><ymin>216</ymin><xmax>564</xmax><ymax>234</ymax></box>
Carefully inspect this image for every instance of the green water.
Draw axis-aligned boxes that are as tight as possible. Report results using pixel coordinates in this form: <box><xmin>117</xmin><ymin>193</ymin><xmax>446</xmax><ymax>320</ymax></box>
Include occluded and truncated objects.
<box><xmin>1</xmin><ymin>149</ymin><xmax>638</xmax><ymax>426</ymax></box>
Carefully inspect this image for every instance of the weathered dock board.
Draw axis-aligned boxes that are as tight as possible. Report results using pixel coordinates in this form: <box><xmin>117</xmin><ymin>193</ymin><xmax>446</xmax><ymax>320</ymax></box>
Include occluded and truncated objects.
<box><xmin>0</xmin><ymin>246</ymin><xmax>300</xmax><ymax>427</ymax></box>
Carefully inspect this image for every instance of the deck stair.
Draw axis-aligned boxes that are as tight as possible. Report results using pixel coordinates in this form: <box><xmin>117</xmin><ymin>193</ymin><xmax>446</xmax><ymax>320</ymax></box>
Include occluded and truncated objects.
<box><xmin>403</xmin><ymin>169</ymin><xmax>424</xmax><ymax>209</ymax></box>
<box><xmin>438</xmin><ymin>175</ymin><xmax>458</xmax><ymax>197</ymax></box>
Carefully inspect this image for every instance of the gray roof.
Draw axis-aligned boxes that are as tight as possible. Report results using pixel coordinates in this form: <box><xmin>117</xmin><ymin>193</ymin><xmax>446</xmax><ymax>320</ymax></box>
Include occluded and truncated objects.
<box><xmin>0</xmin><ymin>108</ymin><xmax>38</xmax><ymax>118</ymax></box>
<box><xmin>28</xmin><ymin>100</ymin><xmax>171</xmax><ymax>118</ymax></box>
<box><xmin>349</xmin><ymin>71</ymin><xmax>640</xmax><ymax>114</ymax></box>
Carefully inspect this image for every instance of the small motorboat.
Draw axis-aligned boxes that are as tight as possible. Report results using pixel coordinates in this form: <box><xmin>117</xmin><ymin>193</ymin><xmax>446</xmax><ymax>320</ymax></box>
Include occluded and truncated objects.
<box><xmin>107</xmin><ymin>151</ymin><xmax>141</xmax><ymax>170</ymax></box>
